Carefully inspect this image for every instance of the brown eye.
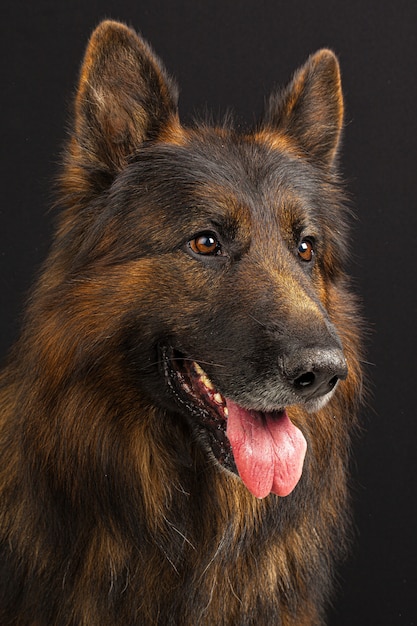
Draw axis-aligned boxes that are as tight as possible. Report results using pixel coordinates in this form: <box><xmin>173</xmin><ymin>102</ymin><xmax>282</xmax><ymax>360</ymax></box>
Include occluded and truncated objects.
<box><xmin>298</xmin><ymin>239</ymin><xmax>314</xmax><ymax>262</ymax></box>
<box><xmin>189</xmin><ymin>234</ymin><xmax>221</xmax><ymax>256</ymax></box>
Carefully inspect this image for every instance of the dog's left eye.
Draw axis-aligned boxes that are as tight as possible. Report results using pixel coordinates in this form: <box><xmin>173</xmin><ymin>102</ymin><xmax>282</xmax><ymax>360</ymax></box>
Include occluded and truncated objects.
<box><xmin>189</xmin><ymin>233</ymin><xmax>222</xmax><ymax>256</ymax></box>
<box><xmin>297</xmin><ymin>239</ymin><xmax>314</xmax><ymax>262</ymax></box>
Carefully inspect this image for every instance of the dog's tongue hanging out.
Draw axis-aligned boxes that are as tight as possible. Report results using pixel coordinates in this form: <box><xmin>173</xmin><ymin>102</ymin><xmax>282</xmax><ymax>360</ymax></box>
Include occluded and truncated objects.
<box><xmin>226</xmin><ymin>400</ymin><xmax>307</xmax><ymax>499</ymax></box>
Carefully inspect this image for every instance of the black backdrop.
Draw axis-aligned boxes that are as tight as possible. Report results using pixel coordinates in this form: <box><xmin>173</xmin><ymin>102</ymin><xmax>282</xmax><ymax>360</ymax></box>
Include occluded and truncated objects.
<box><xmin>1</xmin><ymin>1</ymin><xmax>416</xmax><ymax>624</ymax></box>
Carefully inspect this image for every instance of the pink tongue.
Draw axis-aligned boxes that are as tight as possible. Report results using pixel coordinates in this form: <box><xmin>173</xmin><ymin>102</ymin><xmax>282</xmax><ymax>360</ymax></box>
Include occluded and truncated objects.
<box><xmin>226</xmin><ymin>400</ymin><xmax>307</xmax><ymax>499</ymax></box>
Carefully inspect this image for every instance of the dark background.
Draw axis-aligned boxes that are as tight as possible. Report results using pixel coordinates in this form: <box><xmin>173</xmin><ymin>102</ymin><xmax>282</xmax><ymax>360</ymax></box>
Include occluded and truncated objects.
<box><xmin>1</xmin><ymin>1</ymin><xmax>416</xmax><ymax>623</ymax></box>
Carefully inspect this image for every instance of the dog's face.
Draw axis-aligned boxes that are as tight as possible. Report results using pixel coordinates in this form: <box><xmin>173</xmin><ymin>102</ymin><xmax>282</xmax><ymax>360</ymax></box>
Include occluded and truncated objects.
<box><xmin>53</xmin><ymin>21</ymin><xmax>351</xmax><ymax>498</ymax></box>
<box><xmin>104</xmin><ymin>135</ymin><xmax>347</xmax><ymax>403</ymax></box>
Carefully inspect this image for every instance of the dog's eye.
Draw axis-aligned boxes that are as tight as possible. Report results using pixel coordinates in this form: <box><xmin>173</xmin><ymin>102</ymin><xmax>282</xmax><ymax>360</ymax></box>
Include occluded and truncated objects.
<box><xmin>298</xmin><ymin>239</ymin><xmax>314</xmax><ymax>262</ymax></box>
<box><xmin>189</xmin><ymin>234</ymin><xmax>221</xmax><ymax>256</ymax></box>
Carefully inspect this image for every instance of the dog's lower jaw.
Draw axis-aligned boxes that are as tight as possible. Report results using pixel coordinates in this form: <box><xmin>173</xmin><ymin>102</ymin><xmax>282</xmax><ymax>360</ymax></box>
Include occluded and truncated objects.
<box><xmin>161</xmin><ymin>345</ymin><xmax>238</xmax><ymax>472</ymax></box>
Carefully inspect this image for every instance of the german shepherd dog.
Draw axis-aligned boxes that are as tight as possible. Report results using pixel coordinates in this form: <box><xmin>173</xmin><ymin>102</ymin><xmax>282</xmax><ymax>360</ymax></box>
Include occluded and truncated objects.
<box><xmin>0</xmin><ymin>20</ymin><xmax>362</xmax><ymax>626</ymax></box>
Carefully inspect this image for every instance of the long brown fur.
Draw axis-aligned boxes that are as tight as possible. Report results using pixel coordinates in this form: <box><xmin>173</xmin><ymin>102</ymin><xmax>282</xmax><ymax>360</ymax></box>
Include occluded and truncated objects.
<box><xmin>0</xmin><ymin>20</ymin><xmax>362</xmax><ymax>625</ymax></box>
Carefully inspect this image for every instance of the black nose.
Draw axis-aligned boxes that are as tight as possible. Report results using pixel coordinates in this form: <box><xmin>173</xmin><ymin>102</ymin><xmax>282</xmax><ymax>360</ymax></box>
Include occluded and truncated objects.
<box><xmin>282</xmin><ymin>347</ymin><xmax>348</xmax><ymax>400</ymax></box>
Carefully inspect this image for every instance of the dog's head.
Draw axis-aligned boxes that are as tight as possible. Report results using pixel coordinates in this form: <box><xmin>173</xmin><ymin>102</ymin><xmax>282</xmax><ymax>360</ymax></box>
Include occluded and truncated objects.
<box><xmin>49</xmin><ymin>21</ymin><xmax>359</xmax><ymax>499</ymax></box>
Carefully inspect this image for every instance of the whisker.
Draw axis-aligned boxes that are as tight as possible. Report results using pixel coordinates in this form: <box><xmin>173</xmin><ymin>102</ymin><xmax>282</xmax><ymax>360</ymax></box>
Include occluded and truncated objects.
<box><xmin>360</xmin><ymin>359</ymin><xmax>376</xmax><ymax>367</ymax></box>
<box><xmin>163</xmin><ymin>516</ymin><xmax>196</xmax><ymax>551</ymax></box>
<box><xmin>247</xmin><ymin>313</ymin><xmax>267</xmax><ymax>328</ymax></box>
<box><xmin>178</xmin><ymin>357</ymin><xmax>227</xmax><ymax>369</ymax></box>
<box><xmin>149</xmin><ymin>355</ymin><xmax>227</xmax><ymax>369</ymax></box>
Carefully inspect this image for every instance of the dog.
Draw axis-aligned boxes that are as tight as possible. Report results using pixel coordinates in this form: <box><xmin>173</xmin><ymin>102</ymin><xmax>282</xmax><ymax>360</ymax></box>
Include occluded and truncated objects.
<box><xmin>0</xmin><ymin>20</ymin><xmax>362</xmax><ymax>625</ymax></box>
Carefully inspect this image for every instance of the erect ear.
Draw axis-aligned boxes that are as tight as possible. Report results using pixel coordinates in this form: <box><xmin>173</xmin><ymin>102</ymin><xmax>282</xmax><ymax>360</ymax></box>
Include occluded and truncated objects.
<box><xmin>62</xmin><ymin>20</ymin><xmax>179</xmax><ymax>204</ymax></box>
<box><xmin>264</xmin><ymin>50</ymin><xmax>343</xmax><ymax>167</ymax></box>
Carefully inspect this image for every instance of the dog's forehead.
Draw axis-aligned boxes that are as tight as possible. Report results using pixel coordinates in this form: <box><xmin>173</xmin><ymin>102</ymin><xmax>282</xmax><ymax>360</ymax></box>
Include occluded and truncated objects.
<box><xmin>131</xmin><ymin>132</ymin><xmax>320</xmax><ymax>222</ymax></box>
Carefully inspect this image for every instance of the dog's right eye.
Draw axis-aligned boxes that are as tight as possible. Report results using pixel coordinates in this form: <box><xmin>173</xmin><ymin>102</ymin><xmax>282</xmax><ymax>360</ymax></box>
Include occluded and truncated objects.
<box><xmin>188</xmin><ymin>233</ymin><xmax>222</xmax><ymax>256</ymax></box>
<box><xmin>297</xmin><ymin>238</ymin><xmax>315</xmax><ymax>263</ymax></box>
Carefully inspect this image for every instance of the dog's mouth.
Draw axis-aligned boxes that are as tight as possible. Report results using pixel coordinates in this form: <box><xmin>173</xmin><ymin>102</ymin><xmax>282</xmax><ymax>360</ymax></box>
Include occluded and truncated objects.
<box><xmin>162</xmin><ymin>346</ymin><xmax>307</xmax><ymax>499</ymax></box>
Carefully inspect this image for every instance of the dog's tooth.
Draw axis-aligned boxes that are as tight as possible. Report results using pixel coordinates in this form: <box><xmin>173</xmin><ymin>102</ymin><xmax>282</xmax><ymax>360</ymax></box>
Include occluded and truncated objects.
<box><xmin>213</xmin><ymin>393</ymin><xmax>223</xmax><ymax>405</ymax></box>
<box><xmin>193</xmin><ymin>361</ymin><xmax>214</xmax><ymax>390</ymax></box>
<box><xmin>201</xmin><ymin>375</ymin><xmax>214</xmax><ymax>390</ymax></box>
<box><xmin>224</xmin><ymin>406</ymin><xmax>229</xmax><ymax>417</ymax></box>
<box><xmin>193</xmin><ymin>362</ymin><xmax>205</xmax><ymax>376</ymax></box>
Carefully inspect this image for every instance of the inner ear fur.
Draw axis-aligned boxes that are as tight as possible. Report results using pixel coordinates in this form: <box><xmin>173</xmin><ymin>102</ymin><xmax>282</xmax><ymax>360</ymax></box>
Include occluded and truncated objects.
<box><xmin>62</xmin><ymin>20</ymin><xmax>179</xmax><ymax>205</ymax></box>
<box><xmin>264</xmin><ymin>49</ymin><xmax>344</xmax><ymax>167</ymax></box>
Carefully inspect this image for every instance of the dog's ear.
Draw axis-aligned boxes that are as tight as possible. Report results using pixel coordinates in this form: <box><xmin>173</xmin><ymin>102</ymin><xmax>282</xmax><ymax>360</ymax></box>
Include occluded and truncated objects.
<box><xmin>264</xmin><ymin>50</ymin><xmax>343</xmax><ymax>167</ymax></box>
<box><xmin>62</xmin><ymin>21</ymin><xmax>179</xmax><ymax>203</ymax></box>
